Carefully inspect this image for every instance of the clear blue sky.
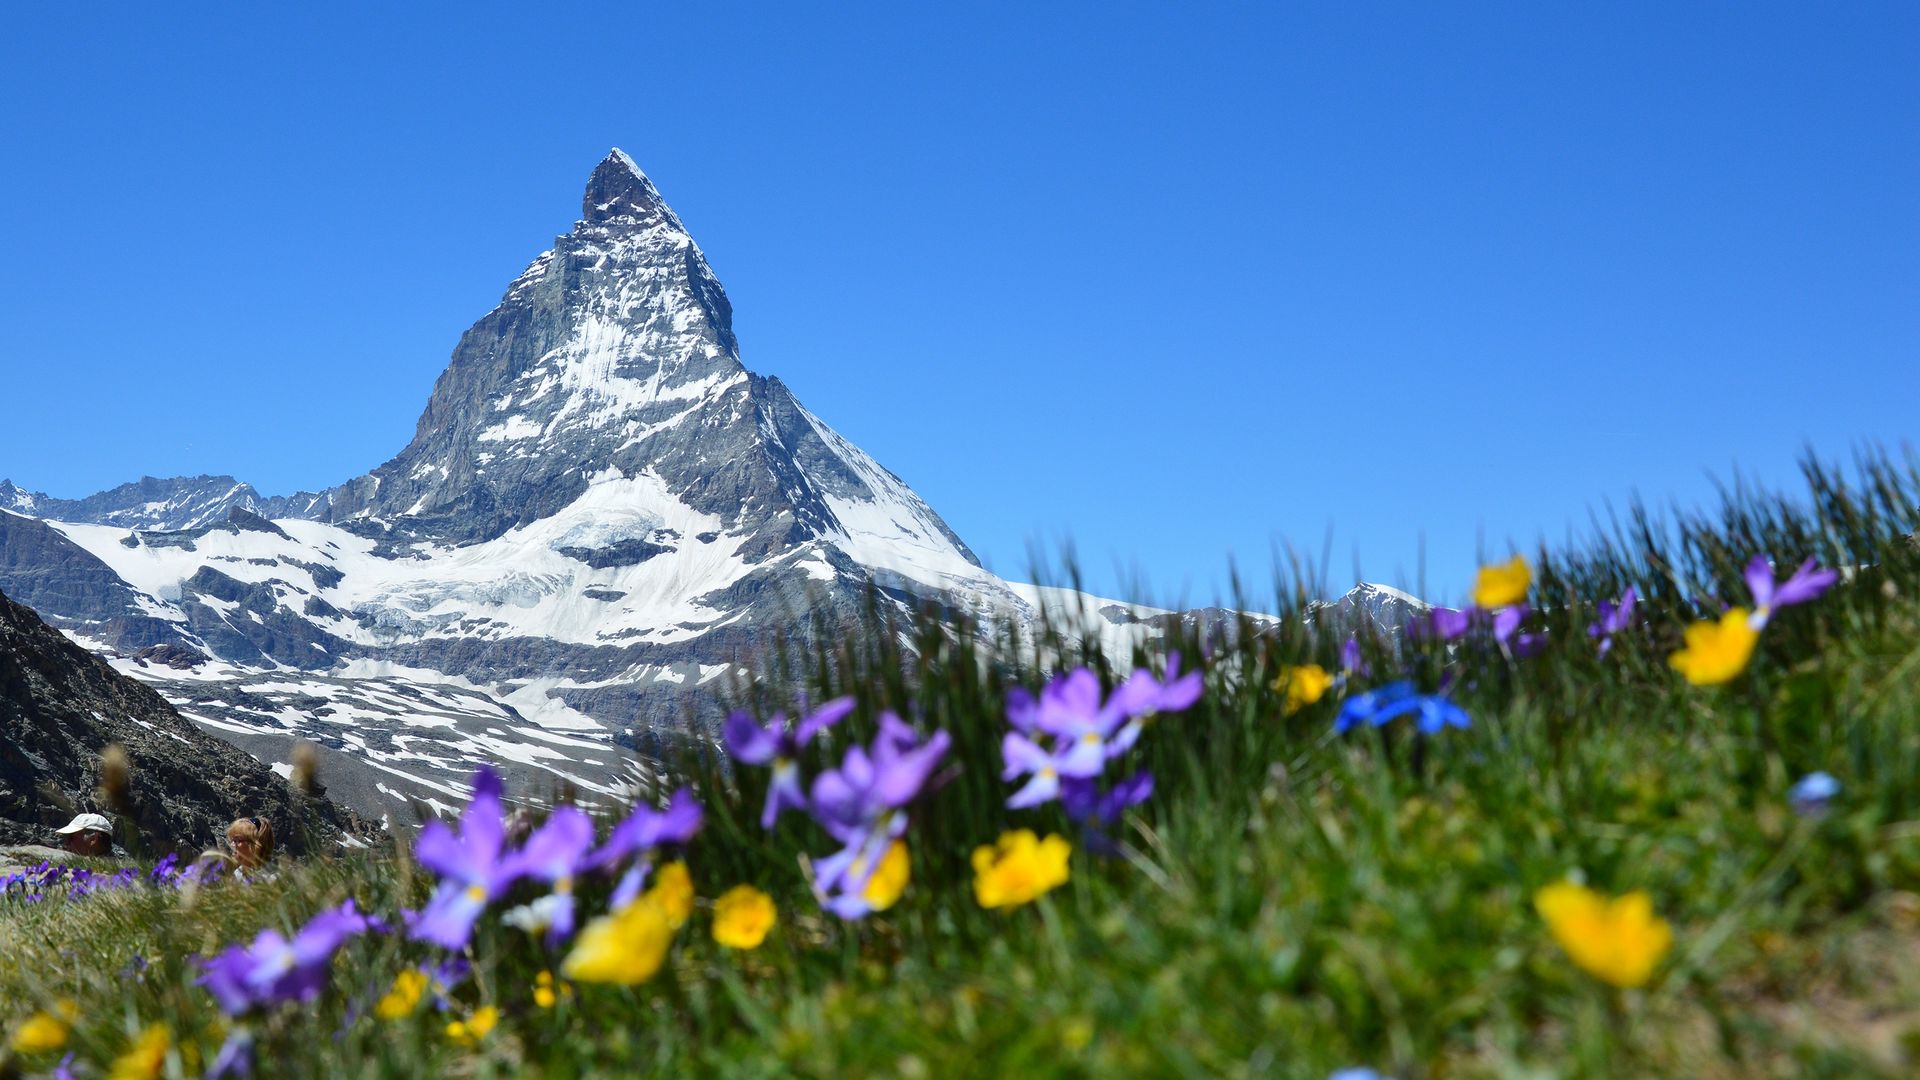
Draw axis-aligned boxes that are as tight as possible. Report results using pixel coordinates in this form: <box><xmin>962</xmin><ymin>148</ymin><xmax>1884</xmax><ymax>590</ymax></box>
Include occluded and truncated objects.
<box><xmin>2</xmin><ymin>4</ymin><xmax>1914</xmax><ymax>606</ymax></box>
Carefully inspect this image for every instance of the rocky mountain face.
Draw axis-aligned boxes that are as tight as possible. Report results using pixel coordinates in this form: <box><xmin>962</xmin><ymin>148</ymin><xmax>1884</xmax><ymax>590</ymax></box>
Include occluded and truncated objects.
<box><xmin>0</xmin><ymin>476</ymin><xmax>314</xmax><ymax>533</ymax></box>
<box><xmin>1310</xmin><ymin>582</ymin><xmax>1427</xmax><ymax>637</ymax></box>
<box><xmin>0</xmin><ymin>150</ymin><xmax>1420</xmax><ymax>823</ymax></box>
<box><xmin>0</xmin><ymin>584</ymin><xmax>362</xmax><ymax>853</ymax></box>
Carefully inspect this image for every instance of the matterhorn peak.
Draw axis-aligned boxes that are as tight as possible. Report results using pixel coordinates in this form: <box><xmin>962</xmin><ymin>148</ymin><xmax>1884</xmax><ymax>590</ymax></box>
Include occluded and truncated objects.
<box><xmin>582</xmin><ymin>148</ymin><xmax>683</xmax><ymax>230</ymax></box>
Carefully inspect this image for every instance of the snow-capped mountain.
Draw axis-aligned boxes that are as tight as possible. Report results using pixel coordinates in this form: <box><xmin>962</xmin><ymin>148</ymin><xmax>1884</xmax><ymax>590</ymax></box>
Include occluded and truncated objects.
<box><xmin>0</xmin><ymin>475</ymin><xmax>287</xmax><ymax>532</ymax></box>
<box><xmin>0</xmin><ymin>151</ymin><xmax>1036</xmax><ymax>818</ymax></box>
<box><xmin>1309</xmin><ymin>581</ymin><xmax>1427</xmax><ymax>636</ymax></box>
<box><xmin>0</xmin><ymin>150</ymin><xmax>1419</xmax><ymax>822</ymax></box>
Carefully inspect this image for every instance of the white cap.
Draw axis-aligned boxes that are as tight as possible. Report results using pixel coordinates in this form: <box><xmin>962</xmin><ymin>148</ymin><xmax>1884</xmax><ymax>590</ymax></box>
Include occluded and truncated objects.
<box><xmin>56</xmin><ymin>813</ymin><xmax>114</xmax><ymax>835</ymax></box>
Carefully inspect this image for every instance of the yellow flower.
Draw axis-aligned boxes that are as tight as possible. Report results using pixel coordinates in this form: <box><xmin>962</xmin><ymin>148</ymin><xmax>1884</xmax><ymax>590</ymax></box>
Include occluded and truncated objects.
<box><xmin>1272</xmin><ymin>663</ymin><xmax>1334</xmax><ymax>716</ymax></box>
<box><xmin>109</xmin><ymin>1024</ymin><xmax>171</xmax><ymax>1080</ymax></box>
<box><xmin>711</xmin><ymin>884</ymin><xmax>778</xmax><ymax>949</ymax></box>
<box><xmin>374</xmin><ymin>968</ymin><xmax>429</xmax><ymax>1020</ymax></box>
<box><xmin>1534</xmin><ymin>881</ymin><xmax>1673</xmax><ymax>988</ymax></box>
<box><xmin>562</xmin><ymin>895</ymin><xmax>675</xmax><ymax>985</ymax></box>
<box><xmin>645</xmin><ymin>860</ymin><xmax>695</xmax><ymax>928</ymax></box>
<box><xmin>533</xmin><ymin>969</ymin><xmax>572</xmax><ymax>1009</ymax></box>
<box><xmin>1668</xmin><ymin>608</ymin><xmax>1759</xmax><ymax>686</ymax></box>
<box><xmin>10</xmin><ymin>998</ymin><xmax>76</xmax><ymax>1054</ymax></box>
<box><xmin>863</xmin><ymin>840</ymin><xmax>911</xmax><ymax>912</ymax></box>
<box><xmin>444</xmin><ymin>1005</ymin><xmax>498</xmax><ymax>1046</ymax></box>
<box><xmin>1473</xmin><ymin>555</ymin><xmax>1531</xmax><ymax>609</ymax></box>
<box><xmin>972</xmin><ymin>830</ymin><xmax>1072</xmax><ymax>910</ymax></box>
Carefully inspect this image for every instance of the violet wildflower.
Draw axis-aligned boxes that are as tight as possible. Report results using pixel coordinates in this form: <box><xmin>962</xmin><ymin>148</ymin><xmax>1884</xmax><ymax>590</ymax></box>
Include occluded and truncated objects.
<box><xmin>1001</xmin><ymin>732</ymin><xmax>1064</xmax><ymax>809</ymax></box>
<box><xmin>1106</xmin><ymin>652</ymin><xmax>1203</xmax><ymax>756</ymax></box>
<box><xmin>1332</xmin><ymin>682</ymin><xmax>1469</xmax><ymax>735</ymax></box>
<box><xmin>809</xmin><ymin>828</ymin><xmax>904</xmax><ymax>920</ymax></box>
<box><xmin>809</xmin><ymin>714</ymin><xmax>950</xmax><ymax>845</ymax></box>
<box><xmin>497</xmin><ymin>805</ymin><xmax>595</xmax><ymax>944</ymax></box>
<box><xmin>1028</xmin><ymin>669</ymin><xmax>1131</xmax><ymax>777</ymax></box>
<box><xmin>206</xmin><ymin>1030</ymin><xmax>253</xmax><ymax>1079</ymax></box>
<box><xmin>200</xmin><ymin>899</ymin><xmax>370</xmax><ymax>1015</ymax></box>
<box><xmin>1492</xmin><ymin>605</ymin><xmax>1546</xmax><ymax>658</ymax></box>
<box><xmin>1061</xmin><ymin>769</ymin><xmax>1154</xmax><ymax>831</ymax></box>
<box><xmin>1789</xmin><ymin>771</ymin><xmax>1840</xmax><ymax>815</ymax></box>
<box><xmin>804</xmin><ymin>714</ymin><xmax>949</xmax><ymax>918</ymax></box>
<box><xmin>410</xmin><ymin>768</ymin><xmax>521</xmax><ymax>949</ymax></box>
<box><xmin>586</xmin><ymin>787</ymin><xmax>702</xmax><ymax>910</ymax></box>
<box><xmin>1420</xmin><ymin>607</ymin><xmax>1472</xmax><ymax>643</ymax></box>
<box><xmin>1340</xmin><ymin>637</ymin><xmax>1367</xmax><ymax>677</ymax></box>
<box><xmin>724</xmin><ymin>696</ymin><xmax>856</xmax><ymax>828</ymax></box>
<box><xmin>1002</xmin><ymin>660</ymin><xmax>1197</xmax><ymax>805</ymax></box>
<box><xmin>1002</xmin><ymin>658</ymin><xmax>1196</xmax><ymax>847</ymax></box>
<box><xmin>1744</xmin><ymin>556</ymin><xmax>1839</xmax><ymax>629</ymax></box>
<box><xmin>1588</xmin><ymin>586</ymin><xmax>1637</xmax><ymax>656</ymax></box>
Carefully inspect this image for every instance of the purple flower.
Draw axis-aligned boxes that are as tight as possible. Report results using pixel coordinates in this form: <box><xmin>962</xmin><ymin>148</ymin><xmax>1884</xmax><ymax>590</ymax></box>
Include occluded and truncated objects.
<box><xmin>207</xmin><ymin>1030</ymin><xmax>254</xmax><ymax>1078</ymax></box>
<box><xmin>1006</xmin><ymin>686</ymin><xmax>1040</xmax><ymax>733</ymax></box>
<box><xmin>200</xmin><ymin>900</ymin><xmax>369</xmax><ymax>1014</ymax></box>
<box><xmin>586</xmin><ymin>787</ymin><xmax>702</xmax><ymax>910</ymax></box>
<box><xmin>1332</xmin><ymin>682</ymin><xmax>1470</xmax><ymax>735</ymax></box>
<box><xmin>1492</xmin><ymin>605</ymin><xmax>1546</xmax><ymax>658</ymax></box>
<box><xmin>1588</xmin><ymin>586</ymin><xmax>1637</xmax><ymax>656</ymax></box>
<box><xmin>1106</xmin><ymin>653</ymin><xmax>1203</xmax><ymax>756</ymax></box>
<box><xmin>1745</xmin><ymin>556</ymin><xmax>1839</xmax><ymax>628</ymax></box>
<box><xmin>808</xmin><ymin>827</ymin><xmax>898</xmax><ymax>920</ymax></box>
<box><xmin>1419</xmin><ymin>607</ymin><xmax>1472</xmax><ymax>642</ymax></box>
<box><xmin>1002</xmin><ymin>660</ymin><xmax>1196</xmax><ymax>826</ymax></box>
<box><xmin>1001</xmin><ymin>732</ymin><xmax>1064</xmax><ymax>809</ymax></box>
<box><xmin>1110</xmin><ymin>652</ymin><xmax>1204</xmax><ymax>720</ymax></box>
<box><xmin>1061</xmin><ymin>769</ymin><xmax>1154</xmax><ymax>829</ymax></box>
<box><xmin>1023</xmin><ymin>669</ymin><xmax>1131</xmax><ymax>777</ymax></box>
<box><xmin>1340</xmin><ymin>637</ymin><xmax>1367</xmax><ymax>676</ymax></box>
<box><xmin>804</xmin><ymin>714</ymin><xmax>949</xmax><ymax>918</ymax></box>
<box><xmin>809</xmin><ymin>714</ymin><xmax>950</xmax><ymax>844</ymax></box>
<box><xmin>409</xmin><ymin>768</ymin><xmax>520</xmax><ymax>950</ymax></box>
<box><xmin>724</xmin><ymin>697</ymin><xmax>855</xmax><ymax>828</ymax></box>
<box><xmin>497</xmin><ymin>805</ymin><xmax>595</xmax><ymax>944</ymax></box>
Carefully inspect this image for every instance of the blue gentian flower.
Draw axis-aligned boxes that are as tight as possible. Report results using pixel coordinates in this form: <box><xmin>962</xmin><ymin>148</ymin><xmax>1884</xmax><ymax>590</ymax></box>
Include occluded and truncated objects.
<box><xmin>1789</xmin><ymin>771</ymin><xmax>1840</xmax><ymax>815</ymax></box>
<box><xmin>1333</xmin><ymin>682</ymin><xmax>1469</xmax><ymax>735</ymax></box>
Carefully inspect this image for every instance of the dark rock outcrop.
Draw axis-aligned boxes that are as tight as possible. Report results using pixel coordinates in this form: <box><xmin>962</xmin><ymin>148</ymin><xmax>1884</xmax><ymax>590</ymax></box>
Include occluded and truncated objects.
<box><xmin>0</xmin><ymin>585</ymin><xmax>364</xmax><ymax>853</ymax></box>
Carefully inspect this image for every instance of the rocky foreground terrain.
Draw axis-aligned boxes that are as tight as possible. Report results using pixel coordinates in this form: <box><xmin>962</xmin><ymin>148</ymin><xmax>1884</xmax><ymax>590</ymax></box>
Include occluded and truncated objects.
<box><xmin>0</xmin><ymin>584</ymin><xmax>363</xmax><ymax>853</ymax></box>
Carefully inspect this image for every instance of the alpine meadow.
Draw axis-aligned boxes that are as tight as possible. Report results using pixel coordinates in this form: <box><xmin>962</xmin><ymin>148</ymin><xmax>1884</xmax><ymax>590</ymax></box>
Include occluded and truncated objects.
<box><xmin>3</xmin><ymin>6</ymin><xmax>1918</xmax><ymax>1079</ymax></box>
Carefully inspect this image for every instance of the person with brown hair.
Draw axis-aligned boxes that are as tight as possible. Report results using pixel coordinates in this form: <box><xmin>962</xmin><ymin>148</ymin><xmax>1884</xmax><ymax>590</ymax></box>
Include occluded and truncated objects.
<box><xmin>225</xmin><ymin>816</ymin><xmax>274</xmax><ymax>870</ymax></box>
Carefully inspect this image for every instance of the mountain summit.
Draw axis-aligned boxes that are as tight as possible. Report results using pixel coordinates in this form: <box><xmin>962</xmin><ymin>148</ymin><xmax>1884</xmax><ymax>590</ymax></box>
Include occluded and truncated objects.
<box><xmin>582</xmin><ymin>148</ymin><xmax>685</xmax><ymax>228</ymax></box>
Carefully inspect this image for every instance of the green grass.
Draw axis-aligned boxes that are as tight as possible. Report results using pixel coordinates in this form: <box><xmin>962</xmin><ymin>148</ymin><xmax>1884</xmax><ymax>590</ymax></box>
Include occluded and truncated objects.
<box><xmin>5</xmin><ymin>451</ymin><xmax>1920</xmax><ymax>1078</ymax></box>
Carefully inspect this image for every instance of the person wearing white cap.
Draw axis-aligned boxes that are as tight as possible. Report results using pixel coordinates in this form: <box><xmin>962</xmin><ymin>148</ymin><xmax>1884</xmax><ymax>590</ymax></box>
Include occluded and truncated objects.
<box><xmin>55</xmin><ymin>813</ymin><xmax>114</xmax><ymax>857</ymax></box>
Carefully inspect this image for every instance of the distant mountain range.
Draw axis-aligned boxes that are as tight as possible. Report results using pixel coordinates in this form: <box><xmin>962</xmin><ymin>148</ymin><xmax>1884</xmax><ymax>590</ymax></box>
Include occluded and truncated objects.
<box><xmin>0</xmin><ymin>150</ymin><xmax>1424</xmax><ymax>821</ymax></box>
